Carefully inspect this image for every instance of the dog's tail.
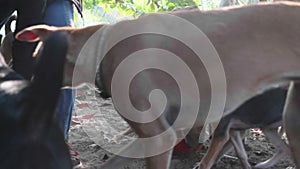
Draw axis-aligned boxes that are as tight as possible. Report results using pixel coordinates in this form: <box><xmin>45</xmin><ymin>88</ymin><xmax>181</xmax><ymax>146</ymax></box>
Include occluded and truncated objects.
<box><xmin>5</xmin><ymin>15</ymin><xmax>16</xmax><ymax>35</ymax></box>
<box><xmin>21</xmin><ymin>31</ymin><xmax>68</xmax><ymax>134</ymax></box>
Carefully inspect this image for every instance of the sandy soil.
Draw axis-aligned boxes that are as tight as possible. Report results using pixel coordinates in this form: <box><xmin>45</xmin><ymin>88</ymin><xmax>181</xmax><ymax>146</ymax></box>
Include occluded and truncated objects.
<box><xmin>69</xmin><ymin>84</ymin><xmax>295</xmax><ymax>169</ymax></box>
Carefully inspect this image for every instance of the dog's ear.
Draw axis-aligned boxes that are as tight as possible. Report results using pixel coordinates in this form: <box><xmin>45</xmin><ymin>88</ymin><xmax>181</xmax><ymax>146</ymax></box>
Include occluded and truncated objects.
<box><xmin>16</xmin><ymin>24</ymin><xmax>58</xmax><ymax>42</ymax></box>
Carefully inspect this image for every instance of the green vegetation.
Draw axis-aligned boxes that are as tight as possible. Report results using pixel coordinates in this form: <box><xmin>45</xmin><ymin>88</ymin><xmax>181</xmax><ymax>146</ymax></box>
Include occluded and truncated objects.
<box><xmin>74</xmin><ymin>0</ymin><xmax>273</xmax><ymax>27</ymax></box>
<box><xmin>75</xmin><ymin>0</ymin><xmax>221</xmax><ymax>26</ymax></box>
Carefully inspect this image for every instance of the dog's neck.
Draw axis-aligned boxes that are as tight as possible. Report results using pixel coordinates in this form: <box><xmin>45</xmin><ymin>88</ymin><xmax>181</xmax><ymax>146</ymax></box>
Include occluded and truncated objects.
<box><xmin>65</xmin><ymin>24</ymin><xmax>108</xmax><ymax>86</ymax></box>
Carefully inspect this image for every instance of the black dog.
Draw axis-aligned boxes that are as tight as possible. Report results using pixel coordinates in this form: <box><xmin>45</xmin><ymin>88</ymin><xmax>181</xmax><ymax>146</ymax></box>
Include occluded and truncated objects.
<box><xmin>0</xmin><ymin>32</ymin><xmax>72</xmax><ymax>169</ymax></box>
<box><xmin>198</xmin><ymin>88</ymin><xmax>289</xmax><ymax>169</ymax></box>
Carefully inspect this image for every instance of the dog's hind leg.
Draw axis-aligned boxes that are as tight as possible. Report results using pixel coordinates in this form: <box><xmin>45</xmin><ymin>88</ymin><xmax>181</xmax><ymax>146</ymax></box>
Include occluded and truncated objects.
<box><xmin>254</xmin><ymin>128</ymin><xmax>289</xmax><ymax>168</ymax></box>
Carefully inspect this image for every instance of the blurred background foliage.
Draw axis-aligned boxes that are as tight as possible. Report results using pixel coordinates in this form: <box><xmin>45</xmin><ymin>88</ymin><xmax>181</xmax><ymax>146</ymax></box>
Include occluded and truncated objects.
<box><xmin>74</xmin><ymin>0</ymin><xmax>274</xmax><ymax>27</ymax></box>
<box><xmin>0</xmin><ymin>0</ymin><xmax>275</xmax><ymax>35</ymax></box>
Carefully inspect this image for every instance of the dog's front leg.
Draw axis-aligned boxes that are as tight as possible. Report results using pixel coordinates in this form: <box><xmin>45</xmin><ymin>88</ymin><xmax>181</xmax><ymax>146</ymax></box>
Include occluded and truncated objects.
<box><xmin>145</xmin><ymin>150</ymin><xmax>173</xmax><ymax>169</ymax></box>
<box><xmin>139</xmin><ymin>118</ymin><xmax>176</xmax><ymax>169</ymax></box>
<box><xmin>198</xmin><ymin>128</ymin><xmax>231</xmax><ymax>169</ymax></box>
<box><xmin>230</xmin><ymin>130</ymin><xmax>251</xmax><ymax>169</ymax></box>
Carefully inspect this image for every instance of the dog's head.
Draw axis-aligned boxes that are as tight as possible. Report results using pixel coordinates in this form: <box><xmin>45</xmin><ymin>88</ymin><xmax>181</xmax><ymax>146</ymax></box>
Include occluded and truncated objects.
<box><xmin>0</xmin><ymin>32</ymin><xmax>72</xmax><ymax>169</ymax></box>
<box><xmin>16</xmin><ymin>24</ymin><xmax>104</xmax><ymax>86</ymax></box>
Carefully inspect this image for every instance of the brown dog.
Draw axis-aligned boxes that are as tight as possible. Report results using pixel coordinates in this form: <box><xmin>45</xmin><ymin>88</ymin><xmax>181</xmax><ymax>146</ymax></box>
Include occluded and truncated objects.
<box><xmin>16</xmin><ymin>2</ymin><xmax>300</xmax><ymax>168</ymax></box>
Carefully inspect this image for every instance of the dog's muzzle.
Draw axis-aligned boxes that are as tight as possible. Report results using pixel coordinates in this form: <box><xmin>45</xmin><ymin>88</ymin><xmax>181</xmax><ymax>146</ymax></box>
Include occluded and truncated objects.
<box><xmin>95</xmin><ymin>68</ymin><xmax>110</xmax><ymax>99</ymax></box>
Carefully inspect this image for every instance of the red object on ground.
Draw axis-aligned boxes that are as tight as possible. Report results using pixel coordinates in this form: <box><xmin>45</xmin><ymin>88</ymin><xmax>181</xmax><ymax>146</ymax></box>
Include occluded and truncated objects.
<box><xmin>173</xmin><ymin>139</ymin><xmax>203</xmax><ymax>153</ymax></box>
<box><xmin>76</xmin><ymin>102</ymin><xmax>89</xmax><ymax>108</ymax></box>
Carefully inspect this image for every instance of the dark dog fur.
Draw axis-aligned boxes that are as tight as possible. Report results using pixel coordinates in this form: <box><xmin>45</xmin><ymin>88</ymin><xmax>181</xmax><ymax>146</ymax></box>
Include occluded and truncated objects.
<box><xmin>199</xmin><ymin>88</ymin><xmax>289</xmax><ymax>169</ymax></box>
<box><xmin>0</xmin><ymin>32</ymin><xmax>72</xmax><ymax>169</ymax></box>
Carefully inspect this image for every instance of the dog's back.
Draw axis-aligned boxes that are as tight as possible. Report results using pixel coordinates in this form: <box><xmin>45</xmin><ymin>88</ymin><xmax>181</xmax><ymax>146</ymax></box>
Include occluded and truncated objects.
<box><xmin>0</xmin><ymin>32</ymin><xmax>71</xmax><ymax>169</ymax></box>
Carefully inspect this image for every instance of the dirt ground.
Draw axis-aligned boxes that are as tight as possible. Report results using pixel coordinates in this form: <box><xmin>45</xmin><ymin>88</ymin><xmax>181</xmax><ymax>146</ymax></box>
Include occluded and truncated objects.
<box><xmin>69</xmin><ymin>84</ymin><xmax>295</xmax><ymax>169</ymax></box>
